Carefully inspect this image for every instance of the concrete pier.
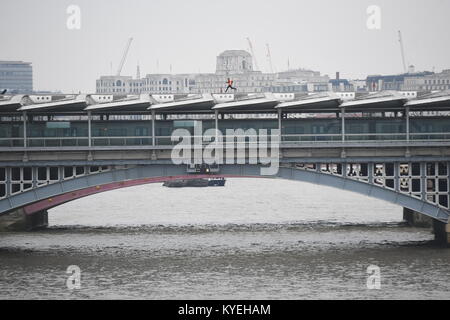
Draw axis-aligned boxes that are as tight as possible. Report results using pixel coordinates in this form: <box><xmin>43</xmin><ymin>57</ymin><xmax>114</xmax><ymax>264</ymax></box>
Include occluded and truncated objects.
<box><xmin>402</xmin><ymin>207</ymin><xmax>450</xmax><ymax>245</ymax></box>
<box><xmin>0</xmin><ymin>209</ymin><xmax>48</xmax><ymax>232</ymax></box>
<box><xmin>403</xmin><ymin>207</ymin><xmax>433</xmax><ymax>228</ymax></box>
<box><xmin>432</xmin><ymin>220</ymin><xmax>450</xmax><ymax>246</ymax></box>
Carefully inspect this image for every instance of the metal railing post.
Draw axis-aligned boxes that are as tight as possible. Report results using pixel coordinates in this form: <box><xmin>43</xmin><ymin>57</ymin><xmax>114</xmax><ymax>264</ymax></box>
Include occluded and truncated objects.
<box><xmin>278</xmin><ymin>108</ymin><xmax>282</xmax><ymax>142</ymax></box>
<box><xmin>215</xmin><ymin>110</ymin><xmax>219</xmax><ymax>144</ymax></box>
<box><xmin>22</xmin><ymin>111</ymin><xmax>27</xmax><ymax>148</ymax></box>
<box><xmin>87</xmin><ymin>111</ymin><xmax>92</xmax><ymax>147</ymax></box>
<box><xmin>152</xmin><ymin>110</ymin><xmax>156</xmax><ymax>146</ymax></box>
<box><xmin>406</xmin><ymin>106</ymin><xmax>410</xmax><ymax>143</ymax></box>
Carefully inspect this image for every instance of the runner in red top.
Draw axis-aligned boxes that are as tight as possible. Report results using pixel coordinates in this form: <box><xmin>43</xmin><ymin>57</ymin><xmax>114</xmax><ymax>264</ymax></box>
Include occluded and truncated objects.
<box><xmin>225</xmin><ymin>78</ymin><xmax>237</xmax><ymax>92</ymax></box>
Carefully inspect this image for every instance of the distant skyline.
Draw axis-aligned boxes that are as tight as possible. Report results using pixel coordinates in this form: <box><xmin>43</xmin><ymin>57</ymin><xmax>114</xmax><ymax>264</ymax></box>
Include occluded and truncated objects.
<box><xmin>1</xmin><ymin>0</ymin><xmax>450</xmax><ymax>93</ymax></box>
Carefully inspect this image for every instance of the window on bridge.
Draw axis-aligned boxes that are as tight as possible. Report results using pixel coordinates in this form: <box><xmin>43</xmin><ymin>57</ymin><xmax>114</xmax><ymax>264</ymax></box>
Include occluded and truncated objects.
<box><xmin>38</xmin><ymin>167</ymin><xmax>46</xmax><ymax>181</ymax></box>
<box><xmin>49</xmin><ymin>167</ymin><xmax>59</xmax><ymax>181</ymax></box>
<box><xmin>426</xmin><ymin>162</ymin><xmax>449</xmax><ymax>208</ymax></box>
<box><xmin>9</xmin><ymin>167</ymin><xmax>33</xmax><ymax>195</ymax></box>
<box><xmin>89</xmin><ymin>166</ymin><xmax>110</xmax><ymax>174</ymax></box>
<box><xmin>37</xmin><ymin>167</ymin><xmax>59</xmax><ymax>186</ymax></box>
<box><xmin>75</xmin><ymin>167</ymin><xmax>85</xmax><ymax>176</ymax></box>
<box><xmin>374</xmin><ymin>163</ymin><xmax>395</xmax><ymax>190</ymax></box>
<box><xmin>412</xmin><ymin>163</ymin><xmax>420</xmax><ymax>176</ymax></box>
<box><xmin>64</xmin><ymin>167</ymin><xmax>73</xmax><ymax>179</ymax></box>
<box><xmin>11</xmin><ymin>168</ymin><xmax>20</xmax><ymax>181</ymax></box>
<box><xmin>438</xmin><ymin>163</ymin><xmax>448</xmax><ymax>176</ymax></box>
<box><xmin>412</xmin><ymin>179</ymin><xmax>421</xmax><ymax>194</ymax></box>
<box><xmin>427</xmin><ymin>163</ymin><xmax>435</xmax><ymax>176</ymax></box>
<box><xmin>62</xmin><ymin>166</ymin><xmax>87</xmax><ymax>180</ymax></box>
<box><xmin>320</xmin><ymin>163</ymin><xmax>342</xmax><ymax>176</ymax></box>
<box><xmin>399</xmin><ymin>163</ymin><xmax>422</xmax><ymax>199</ymax></box>
<box><xmin>295</xmin><ymin>163</ymin><xmax>316</xmax><ymax>171</ymax></box>
<box><xmin>23</xmin><ymin>168</ymin><xmax>32</xmax><ymax>181</ymax></box>
<box><xmin>346</xmin><ymin>164</ymin><xmax>368</xmax><ymax>182</ymax></box>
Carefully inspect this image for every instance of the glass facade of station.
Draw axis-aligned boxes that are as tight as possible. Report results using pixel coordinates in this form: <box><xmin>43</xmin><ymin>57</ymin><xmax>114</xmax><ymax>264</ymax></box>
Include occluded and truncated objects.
<box><xmin>1</xmin><ymin>115</ymin><xmax>450</xmax><ymax>147</ymax></box>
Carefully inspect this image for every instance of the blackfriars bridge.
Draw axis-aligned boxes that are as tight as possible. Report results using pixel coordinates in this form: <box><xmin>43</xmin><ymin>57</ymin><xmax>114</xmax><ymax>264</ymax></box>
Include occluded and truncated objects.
<box><xmin>0</xmin><ymin>90</ymin><xmax>449</xmax><ymax>245</ymax></box>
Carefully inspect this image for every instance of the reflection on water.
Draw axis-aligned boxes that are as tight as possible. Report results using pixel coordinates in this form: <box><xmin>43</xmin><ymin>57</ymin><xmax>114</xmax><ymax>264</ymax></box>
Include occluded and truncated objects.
<box><xmin>0</xmin><ymin>179</ymin><xmax>449</xmax><ymax>299</ymax></box>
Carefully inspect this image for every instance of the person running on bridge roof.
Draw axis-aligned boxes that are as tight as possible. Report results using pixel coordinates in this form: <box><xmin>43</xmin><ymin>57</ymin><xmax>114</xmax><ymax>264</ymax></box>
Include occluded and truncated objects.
<box><xmin>225</xmin><ymin>78</ymin><xmax>237</xmax><ymax>93</ymax></box>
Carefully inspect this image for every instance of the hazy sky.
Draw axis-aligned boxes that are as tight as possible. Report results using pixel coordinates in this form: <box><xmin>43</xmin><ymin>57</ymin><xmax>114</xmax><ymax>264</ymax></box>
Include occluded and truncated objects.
<box><xmin>1</xmin><ymin>0</ymin><xmax>450</xmax><ymax>93</ymax></box>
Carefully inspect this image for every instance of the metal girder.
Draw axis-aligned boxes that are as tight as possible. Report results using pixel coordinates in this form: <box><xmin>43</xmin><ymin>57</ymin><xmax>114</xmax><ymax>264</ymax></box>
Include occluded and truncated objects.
<box><xmin>0</xmin><ymin>164</ymin><xmax>448</xmax><ymax>223</ymax></box>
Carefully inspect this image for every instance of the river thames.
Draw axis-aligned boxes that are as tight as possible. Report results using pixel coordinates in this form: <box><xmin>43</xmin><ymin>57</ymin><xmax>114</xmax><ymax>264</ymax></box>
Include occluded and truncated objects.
<box><xmin>0</xmin><ymin>178</ymin><xmax>449</xmax><ymax>299</ymax></box>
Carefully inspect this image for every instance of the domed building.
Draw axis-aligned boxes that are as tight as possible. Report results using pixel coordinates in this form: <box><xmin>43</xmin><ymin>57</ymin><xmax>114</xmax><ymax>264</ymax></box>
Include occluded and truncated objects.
<box><xmin>95</xmin><ymin>49</ymin><xmax>329</xmax><ymax>94</ymax></box>
<box><xmin>216</xmin><ymin>50</ymin><xmax>254</xmax><ymax>75</ymax></box>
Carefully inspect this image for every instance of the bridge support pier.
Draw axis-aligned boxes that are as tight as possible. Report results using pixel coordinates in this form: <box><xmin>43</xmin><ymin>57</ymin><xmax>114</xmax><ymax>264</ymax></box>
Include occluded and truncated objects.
<box><xmin>432</xmin><ymin>220</ymin><xmax>450</xmax><ymax>246</ymax></box>
<box><xmin>0</xmin><ymin>209</ymin><xmax>48</xmax><ymax>232</ymax></box>
<box><xmin>403</xmin><ymin>207</ymin><xmax>433</xmax><ymax>228</ymax></box>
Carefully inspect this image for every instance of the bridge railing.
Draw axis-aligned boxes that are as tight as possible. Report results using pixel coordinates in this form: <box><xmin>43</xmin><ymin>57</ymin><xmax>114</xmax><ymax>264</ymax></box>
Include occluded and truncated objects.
<box><xmin>281</xmin><ymin>133</ymin><xmax>408</xmax><ymax>142</ymax></box>
<box><xmin>2</xmin><ymin>132</ymin><xmax>450</xmax><ymax>148</ymax></box>
<box><xmin>410</xmin><ymin>133</ymin><xmax>450</xmax><ymax>140</ymax></box>
<box><xmin>92</xmin><ymin>136</ymin><xmax>153</xmax><ymax>146</ymax></box>
<box><xmin>0</xmin><ymin>138</ymin><xmax>25</xmax><ymax>147</ymax></box>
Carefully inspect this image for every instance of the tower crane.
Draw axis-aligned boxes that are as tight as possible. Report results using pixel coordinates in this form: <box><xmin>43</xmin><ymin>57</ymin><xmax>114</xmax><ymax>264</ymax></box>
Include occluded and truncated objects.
<box><xmin>266</xmin><ymin>43</ymin><xmax>274</xmax><ymax>73</ymax></box>
<box><xmin>246</xmin><ymin>37</ymin><xmax>259</xmax><ymax>71</ymax></box>
<box><xmin>116</xmin><ymin>37</ymin><xmax>133</xmax><ymax>76</ymax></box>
<box><xmin>398</xmin><ymin>31</ymin><xmax>407</xmax><ymax>74</ymax></box>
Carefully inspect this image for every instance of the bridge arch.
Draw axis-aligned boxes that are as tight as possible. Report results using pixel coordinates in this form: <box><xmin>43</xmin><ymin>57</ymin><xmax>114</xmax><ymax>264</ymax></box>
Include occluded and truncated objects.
<box><xmin>0</xmin><ymin>164</ymin><xmax>448</xmax><ymax>223</ymax></box>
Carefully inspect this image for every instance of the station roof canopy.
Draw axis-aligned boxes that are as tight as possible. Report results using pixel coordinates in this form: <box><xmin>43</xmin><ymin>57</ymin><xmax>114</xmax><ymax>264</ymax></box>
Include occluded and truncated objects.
<box><xmin>405</xmin><ymin>90</ymin><xmax>450</xmax><ymax>111</ymax></box>
<box><xmin>85</xmin><ymin>95</ymin><xmax>151</xmax><ymax>113</ymax></box>
<box><xmin>18</xmin><ymin>95</ymin><xmax>88</xmax><ymax>113</ymax></box>
<box><xmin>340</xmin><ymin>91</ymin><xmax>407</xmax><ymax>112</ymax></box>
<box><xmin>0</xmin><ymin>95</ymin><xmax>29</xmax><ymax>113</ymax></box>
<box><xmin>212</xmin><ymin>93</ymin><xmax>279</xmax><ymax>113</ymax></box>
<box><xmin>148</xmin><ymin>94</ymin><xmax>215</xmax><ymax>113</ymax></box>
<box><xmin>275</xmin><ymin>92</ymin><xmax>342</xmax><ymax>113</ymax></box>
<box><xmin>2</xmin><ymin>90</ymin><xmax>450</xmax><ymax>115</ymax></box>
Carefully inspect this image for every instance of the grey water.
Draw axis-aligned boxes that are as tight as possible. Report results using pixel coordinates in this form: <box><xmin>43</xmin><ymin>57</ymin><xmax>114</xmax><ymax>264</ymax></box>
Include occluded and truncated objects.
<box><xmin>0</xmin><ymin>178</ymin><xmax>449</xmax><ymax>300</ymax></box>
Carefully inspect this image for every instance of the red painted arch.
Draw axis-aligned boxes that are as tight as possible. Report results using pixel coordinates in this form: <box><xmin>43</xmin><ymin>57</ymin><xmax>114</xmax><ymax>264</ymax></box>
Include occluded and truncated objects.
<box><xmin>23</xmin><ymin>174</ymin><xmax>261</xmax><ymax>215</ymax></box>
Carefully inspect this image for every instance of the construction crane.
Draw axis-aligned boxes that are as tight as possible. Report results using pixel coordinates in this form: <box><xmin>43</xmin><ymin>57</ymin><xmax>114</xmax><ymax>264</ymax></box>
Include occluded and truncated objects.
<box><xmin>266</xmin><ymin>43</ymin><xmax>274</xmax><ymax>73</ymax></box>
<box><xmin>398</xmin><ymin>31</ymin><xmax>407</xmax><ymax>74</ymax></box>
<box><xmin>116</xmin><ymin>37</ymin><xmax>133</xmax><ymax>76</ymax></box>
<box><xmin>246</xmin><ymin>37</ymin><xmax>259</xmax><ymax>71</ymax></box>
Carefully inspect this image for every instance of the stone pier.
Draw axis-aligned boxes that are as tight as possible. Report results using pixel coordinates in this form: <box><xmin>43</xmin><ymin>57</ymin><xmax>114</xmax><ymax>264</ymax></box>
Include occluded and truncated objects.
<box><xmin>403</xmin><ymin>207</ymin><xmax>450</xmax><ymax>246</ymax></box>
<box><xmin>403</xmin><ymin>207</ymin><xmax>433</xmax><ymax>228</ymax></box>
<box><xmin>0</xmin><ymin>209</ymin><xmax>48</xmax><ymax>232</ymax></box>
<box><xmin>432</xmin><ymin>220</ymin><xmax>450</xmax><ymax>246</ymax></box>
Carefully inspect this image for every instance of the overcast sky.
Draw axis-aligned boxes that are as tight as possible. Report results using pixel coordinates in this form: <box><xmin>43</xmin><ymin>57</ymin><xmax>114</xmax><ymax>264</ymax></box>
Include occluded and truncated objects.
<box><xmin>1</xmin><ymin>0</ymin><xmax>449</xmax><ymax>93</ymax></box>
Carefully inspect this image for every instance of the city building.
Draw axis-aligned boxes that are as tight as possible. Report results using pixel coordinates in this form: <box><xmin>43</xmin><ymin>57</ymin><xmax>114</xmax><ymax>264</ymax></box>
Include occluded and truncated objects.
<box><xmin>193</xmin><ymin>71</ymin><xmax>275</xmax><ymax>94</ymax></box>
<box><xmin>191</xmin><ymin>50</ymin><xmax>276</xmax><ymax>94</ymax></box>
<box><xmin>366</xmin><ymin>66</ymin><xmax>434</xmax><ymax>92</ymax></box>
<box><xmin>142</xmin><ymin>74</ymin><xmax>195</xmax><ymax>94</ymax></box>
<box><xmin>276</xmin><ymin>68</ymin><xmax>329</xmax><ymax>84</ymax></box>
<box><xmin>329</xmin><ymin>72</ymin><xmax>354</xmax><ymax>92</ymax></box>
<box><xmin>215</xmin><ymin>50</ymin><xmax>254</xmax><ymax>75</ymax></box>
<box><xmin>403</xmin><ymin>69</ymin><xmax>450</xmax><ymax>91</ymax></box>
<box><xmin>263</xmin><ymin>83</ymin><xmax>308</xmax><ymax>93</ymax></box>
<box><xmin>96</xmin><ymin>76</ymin><xmax>134</xmax><ymax>94</ymax></box>
<box><xmin>0</xmin><ymin>61</ymin><xmax>33</xmax><ymax>94</ymax></box>
<box><xmin>263</xmin><ymin>68</ymin><xmax>329</xmax><ymax>93</ymax></box>
<box><xmin>95</xmin><ymin>50</ymin><xmax>329</xmax><ymax>95</ymax></box>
